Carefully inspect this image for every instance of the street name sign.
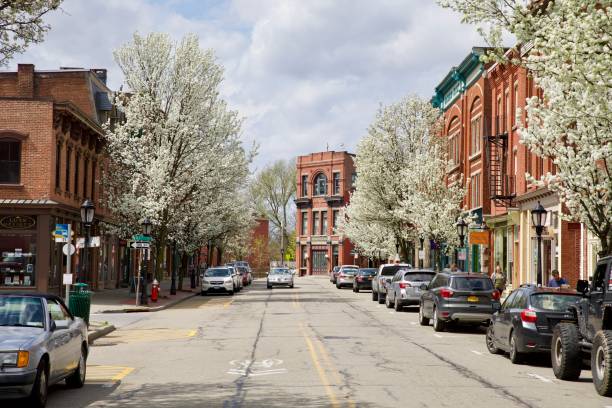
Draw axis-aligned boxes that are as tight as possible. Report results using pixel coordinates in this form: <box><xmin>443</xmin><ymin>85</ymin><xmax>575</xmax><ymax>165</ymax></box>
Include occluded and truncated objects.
<box><xmin>131</xmin><ymin>242</ymin><xmax>150</xmax><ymax>249</ymax></box>
<box><xmin>132</xmin><ymin>234</ymin><xmax>152</xmax><ymax>243</ymax></box>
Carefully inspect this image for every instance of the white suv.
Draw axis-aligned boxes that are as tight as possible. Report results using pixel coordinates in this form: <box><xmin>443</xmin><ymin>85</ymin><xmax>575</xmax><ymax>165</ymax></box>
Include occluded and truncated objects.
<box><xmin>372</xmin><ymin>263</ymin><xmax>412</xmax><ymax>304</ymax></box>
<box><xmin>201</xmin><ymin>267</ymin><xmax>235</xmax><ymax>295</ymax></box>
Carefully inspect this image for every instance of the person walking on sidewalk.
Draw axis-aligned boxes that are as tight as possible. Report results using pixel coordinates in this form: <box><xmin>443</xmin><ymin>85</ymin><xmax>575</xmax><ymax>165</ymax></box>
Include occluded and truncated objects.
<box><xmin>491</xmin><ymin>264</ymin><xmax>506</xmax><ymax>296</ymax></box>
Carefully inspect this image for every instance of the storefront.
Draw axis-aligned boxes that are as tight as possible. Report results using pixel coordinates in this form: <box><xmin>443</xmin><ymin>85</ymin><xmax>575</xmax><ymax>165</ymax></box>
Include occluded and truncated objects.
<box><xmin>485</xmin><ymin>210</ymin><xmax>519</xmax><ymax>289</ymax></box>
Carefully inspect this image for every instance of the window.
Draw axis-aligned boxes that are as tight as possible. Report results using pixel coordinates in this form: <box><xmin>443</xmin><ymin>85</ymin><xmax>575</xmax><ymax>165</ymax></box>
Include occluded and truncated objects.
<box><xmin>301</xmin><ymin>245</ymin><xmax>308</xmax><ymax>268</ymax></box>
<box><xmin>55</xmin><ymin>143</ymin><xmax>61</xmax><ymax>189</ymax></box>
<box><xmin>351</xmin><ymin>172</ymin><xmax>356</xmax><ymax>187</ymax></box>
<box><xmin>505</xmin><ymin>89</ymin><xmax>511</xmax><ymax>132</ymax></box>
<box><xmin>513</xmin><ymin>81</ymin><xmax>519</xmax><ymax>126</ymax></box>
<box><xmin>313</xmin><ymin>173</ymin><xmax>327</xmax><ymax>196</ymax></box>
<box><xmin>312</xmin><ymin>211</ymin><xmax>320</xmax><ymax>235</ymax></box>
<box><xmin>0</xmin><ymin>139</ymin><xmax>21</xmax><ymax>184</ymax></box>
<box><xmin>496</xmin><ymin>97</ymin><xmax>503</xmax><ymax>134</ymax></box>
<box><xmin>301</xmin><ymin>175</ymin><xmax>308</xmax><ymax>197</ymax></box>
<box><xmin>321</xmin><ymin>211</ymin><xmax>328</xmax><ymax>235</ymax></box>
<box><xmin>301</xmin><ymin>212</ymin><xmax>308</xmax><ymax>235</ymax></box>
<box><xmin>91</xmin><ymin>161</ymin><xmax>96</xmax><ymax>200</ymax></box>
<box><xmin>83</xmin><ymin>158</ymin><xmax>89</xmax><ymax>198</ymax></box>
<box><xmin>65</xmin><ymin>146</ymin><xmax>72</xmax><ymax>192</ymax></box>
<box><xmin>470</xmin><ymin>173</ymin><xmax>481</xmax><ymax>208</ymax></box>
<box><xmin>332</xmin><ymin>245</ymin><xmax>339</xmax><ymax>267</ymax></box>
<box><xmin>447</xmin><ymin>117</ymin><xmax>460</xmax><ymax>167</ymax></box>
<box><xmin>74</xmin><ymin>152</ymin><xmax>80</xmax><ymax>197</ymax></box>
<box><xmin>592</xmin><ymin>262</ymin><xmax>607</xmax><ymax>292</ymax></box>
<box><xmin>470</xmin><ymin>115</ymin><xmax>481</xmax><ymax>155</ymax></box>
<box><xmin>332</xmin><ymin>210</ymin><xmax>339</xmax><ymax>231</ymax></box>
<box><xmin>48</xmin><ymin>299</ymin><xmax>72</xmax><ymax>322</ymax></box>
<box><xmin>333</xmin><ymin>172</ymin><xmax>340</xmax><ymax>195</ymax></box>
<box><xmin>0</xmin><ymin>229</ymin><xmax>37</xmax><ymax>287</ymax></box>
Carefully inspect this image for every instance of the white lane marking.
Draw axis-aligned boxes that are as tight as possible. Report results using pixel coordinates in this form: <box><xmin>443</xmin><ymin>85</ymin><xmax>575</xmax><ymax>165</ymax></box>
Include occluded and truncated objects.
<box><xmin>227</xmin><ymin>359</ymin><xmax>288</xmax><ymax>377</ymax></box>
<box><xmin>470</xmin><ymin>350</ymin><xmax>483</xmax><ymax>356</ymax></box>
<box><xmin>389</xmin><ymin>311</ymin><xmax>394</xmax><ymax>314</ymax></box>
<box><xmin>410</xmin><ymin>322</ymin><xmax>417</xmax><ymax>325</ymax></box>
<box><xmin>433</xmin><ymin>334</ymin><xmax>443</xmax><ymax>338</ymax></box>
<box><xmin>527</xmin><ymin>373</ymin><xmax>553</xmax><ymax>383</ymax></box>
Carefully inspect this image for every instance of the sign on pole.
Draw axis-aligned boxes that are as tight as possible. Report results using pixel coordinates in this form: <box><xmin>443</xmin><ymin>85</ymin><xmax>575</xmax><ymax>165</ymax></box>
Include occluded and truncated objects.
<box><xmin>54</xmin><ymin>224</ymin><xmax>70</xmax><ymax>243</ymax></box>
<box><xmin>132</xmin><ymin>234</ymin><xmax>152</xmax><ymax>243</ymax></box>
<box><xmin>64</xmin><ymin>224</ymin><xmax>72</xmax><ymax>305</ymax></box>
<box><xmin>458</xmin><ymin>249</ymin><xmax>467</xmax><ymax>261</ymax></box>
<box><xmin>76</xmin><ymin>236</ymin><xmax>101</xmax><ymax>248</ymax></box>
<box><xmin>130</xmin><ymin>242</ymin><xmax>150</xmax><ymax>249</ymax></box>
<box><xmin>62</xmin><ymin>243</ymin><xmax>76</xmax><ymax>256</ymax></box>
<box><xmin>63</xmin><ymin>273</ymin><xmax>73</xmax><ymax>285</ymax></box>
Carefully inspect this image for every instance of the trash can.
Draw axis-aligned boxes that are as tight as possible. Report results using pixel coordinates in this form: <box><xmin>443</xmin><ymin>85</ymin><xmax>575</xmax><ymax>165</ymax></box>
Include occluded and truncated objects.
<box><xmin>69</xmin><ymin>283</ymin><xmax>91</xmax><ymax>326</ymax></box>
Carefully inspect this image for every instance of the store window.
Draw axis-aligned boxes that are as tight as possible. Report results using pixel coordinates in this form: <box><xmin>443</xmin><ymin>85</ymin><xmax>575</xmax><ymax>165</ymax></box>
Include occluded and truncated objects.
<box><xmin>0</xmin><ymin>216</ymin><xmax>37</xmax><ymax>287</ymax></box>
<box><xmin>0</xmin><ymin>139</ymin><xmax>21</xmax><ymax>184</ymax></box>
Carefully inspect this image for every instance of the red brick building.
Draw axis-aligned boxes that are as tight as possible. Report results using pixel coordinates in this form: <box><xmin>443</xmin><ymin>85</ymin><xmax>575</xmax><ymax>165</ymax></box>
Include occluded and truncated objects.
<box><xmin>0</xmin><ymin>64</ymin><xmax>120</xmax><ymax>293</ymax></box>
<box><xmin>295</xmin><ymin>151</ymin><xmax>359</xmax><ymax>275</ymax></box>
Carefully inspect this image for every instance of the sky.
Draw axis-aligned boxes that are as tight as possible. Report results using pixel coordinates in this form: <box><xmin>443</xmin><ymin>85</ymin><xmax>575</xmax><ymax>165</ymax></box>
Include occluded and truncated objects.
<box><xmin>12</xmin><ymin>0</ymin><xmax>483</xmax><ymax>172</ymax></box>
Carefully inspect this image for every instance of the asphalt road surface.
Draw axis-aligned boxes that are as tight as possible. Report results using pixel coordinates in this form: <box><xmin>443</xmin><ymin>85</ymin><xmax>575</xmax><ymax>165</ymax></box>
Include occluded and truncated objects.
<box><xmin>21</xmin><ymin>276</ymin><xmax>611</xmax><ymax>407</ymax></box>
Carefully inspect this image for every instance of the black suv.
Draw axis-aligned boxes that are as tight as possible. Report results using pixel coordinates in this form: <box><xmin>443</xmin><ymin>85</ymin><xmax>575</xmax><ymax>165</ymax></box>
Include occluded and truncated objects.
<box><xmin>551</xmin><ymin>256</ymin><xmax>612</xmax><ymax>396</ymax></box>
<box><xmin>486</xmin><ymin>285</ymin><xmax>580</xmax><ymax>364</ymax></box>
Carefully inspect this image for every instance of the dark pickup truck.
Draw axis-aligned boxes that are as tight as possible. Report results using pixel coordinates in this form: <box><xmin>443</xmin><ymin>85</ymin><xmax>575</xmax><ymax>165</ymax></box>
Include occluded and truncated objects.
<box><xmin>551</xmin><ymin>255</ymin><xmax>612</xmax><ymax>396</ymax></box>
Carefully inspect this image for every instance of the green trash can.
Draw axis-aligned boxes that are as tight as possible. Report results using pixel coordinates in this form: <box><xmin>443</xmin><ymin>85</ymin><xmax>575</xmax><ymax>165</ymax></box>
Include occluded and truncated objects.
<box><xmin>69</xmin><ymin>283</ymin><xmax>91</xmax><ymax>326</ymax></box>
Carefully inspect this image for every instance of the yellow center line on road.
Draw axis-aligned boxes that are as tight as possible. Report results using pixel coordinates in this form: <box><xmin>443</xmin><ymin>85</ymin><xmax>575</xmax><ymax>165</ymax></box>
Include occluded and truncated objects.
<box><xmin>299</xmin><ymin>323</ymin><xmax>340</xmax><ymax>408</ymax></box>
<box><xmin>224</xmin><ymin>299</ymin><xmax>234</xmax><ymax>308</ymax></box>
<box><xmin>293</xmin><ymin>292</ymin><xmax>300</xmax><ymax>309</ymax></box>
<box><xmin>112</xmin><ymin>367</ymin><xmax>135</xmax><ymax>381</ymax></box>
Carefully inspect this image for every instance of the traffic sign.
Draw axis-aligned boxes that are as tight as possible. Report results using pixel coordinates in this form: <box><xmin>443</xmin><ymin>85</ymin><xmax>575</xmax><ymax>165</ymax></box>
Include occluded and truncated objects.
<box><xmin>132</xmin><ymin>234</ymin><xmax>152</xmax><ymax>243</ymax></box>
<box><xmin>62</xmin><ymin>244</ymin><xmax>76</xmax><ymax>256</ymax></box>
<box><xmin>76</xmin><ymin>236</ymin><xmax>101</xmax><ymax>248</ymax></box>
<box><xmin>131</xmin><ymin>242</ymin><xmax>150</xmax><ymax>249</ymax></box>
<box><xmin>54</xmin><ymin>224</ymin><xmax>69</xmax><ymax>238</ymax></box>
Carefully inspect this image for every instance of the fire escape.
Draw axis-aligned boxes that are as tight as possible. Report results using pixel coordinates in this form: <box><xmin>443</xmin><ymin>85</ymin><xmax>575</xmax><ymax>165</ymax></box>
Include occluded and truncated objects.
<box><xmin>487</xmin><ymin>116</ymin><xmax>515</xmax><ymax>207</ymax></box>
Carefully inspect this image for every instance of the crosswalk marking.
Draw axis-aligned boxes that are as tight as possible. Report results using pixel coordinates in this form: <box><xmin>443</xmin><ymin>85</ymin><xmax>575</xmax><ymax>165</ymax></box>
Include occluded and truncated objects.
<box><xmin>87</xmin><ymin>365</ymin><xmax>134</xmax><ymax>383</ymax></box>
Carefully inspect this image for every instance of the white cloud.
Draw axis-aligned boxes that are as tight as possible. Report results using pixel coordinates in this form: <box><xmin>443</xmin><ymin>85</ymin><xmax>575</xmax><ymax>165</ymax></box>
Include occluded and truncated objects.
<box><xmin>11</xmin><ymin>0</ymin><xmax>482</xmax><ymax>171</ymax></box>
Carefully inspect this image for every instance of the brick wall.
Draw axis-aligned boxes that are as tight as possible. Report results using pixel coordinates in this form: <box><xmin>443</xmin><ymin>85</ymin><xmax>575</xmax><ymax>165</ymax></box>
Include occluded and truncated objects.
<box><xmin>561</xmin><ymin>221</ymin><xmax>581</xmax><ymax>286</ymax></box>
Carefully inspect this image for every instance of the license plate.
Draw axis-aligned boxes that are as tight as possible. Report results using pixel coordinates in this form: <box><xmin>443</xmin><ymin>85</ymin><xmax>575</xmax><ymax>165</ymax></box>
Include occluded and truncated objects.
<box><xmin>213</xmin><ymin>286</ymin><xmax>221</xmax><ymax>289</ymax></box>
<box><xmin>467</xmin><ymin>296</ymin><xmax>479</xmax><ymax>303</ymax></box>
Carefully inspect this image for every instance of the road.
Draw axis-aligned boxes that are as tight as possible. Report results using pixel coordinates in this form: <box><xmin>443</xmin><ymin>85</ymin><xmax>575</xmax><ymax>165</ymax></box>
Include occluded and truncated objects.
<box><xmin>30</xmin><ymin>277</ymin><xmax>612</xmax><ymax>407</ymax></box>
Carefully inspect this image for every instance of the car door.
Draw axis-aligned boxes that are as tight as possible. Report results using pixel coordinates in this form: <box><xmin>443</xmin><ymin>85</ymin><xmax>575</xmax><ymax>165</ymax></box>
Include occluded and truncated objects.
<box><xmin>495</xmin><ymin>291</ymin><xmax>518</xmax><ymax>347</ymax></box>
<box><xmin>58</xmin><ymin>299</ymin><xmax>82</xmax><ymax>372</ymax></box>
<box><xmin>588</xmin><ymin>261</ymin><xmax>609</xmax><ymax>339</ymax></box>
<box><xmin>47</xmin><ymin>299</ymin><xmax>73</xmax><ymax>381</ymax></box>
<box><xmin>422</xmin><ymin>275</ymin><xmax>438</xmax><ymax>316</ymax></box>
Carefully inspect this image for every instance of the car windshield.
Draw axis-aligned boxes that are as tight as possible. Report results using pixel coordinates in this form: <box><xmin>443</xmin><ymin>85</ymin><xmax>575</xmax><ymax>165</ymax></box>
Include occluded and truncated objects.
<box><xmin>270</xmin><ymin>268</ymin><xmax>290</xmax><ymax>275</ymax></box>
<box><xmin>451</xmin><ymin>277</ymin><xmax>493</xmax><ymax>291</ymax></box>
<box><xmin>341</xmin><ymin>268</ymin><xmax>358</xmax><ymax>275</ymax></box>
<box><xmin>404</xmin><ymin>272</ymin><xmax>435</xmax><ymax>282</ymax></box>
<box><xmin>358</xmin><ymin>269</ymin><xmax>377</xmax><ymax>276</ymax></box>
<box><xmin>530</xmin><ymin>293</ymin><xmax>580</xmax><ymax>311</ymax></box>
<box><xmin>380</xmin><ymin>265</ymin><xmax>406</xmax><ymax>276</ymax></box>
<box><xmin>204</xmin><ymin>269</ymin><xmax>230</xmax><ymax>277</ymax></box>
<box><xmin>0</xmin><ymin>296</ymin><xmax>45</xmax><ymax>328</ymax></box>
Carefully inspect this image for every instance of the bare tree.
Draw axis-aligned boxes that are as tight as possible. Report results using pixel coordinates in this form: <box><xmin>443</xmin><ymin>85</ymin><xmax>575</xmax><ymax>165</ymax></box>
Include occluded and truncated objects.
<box><xmin>0</xmin><ymin>0</ymin><xmax>62</xmax><ymax>66</ymax></box>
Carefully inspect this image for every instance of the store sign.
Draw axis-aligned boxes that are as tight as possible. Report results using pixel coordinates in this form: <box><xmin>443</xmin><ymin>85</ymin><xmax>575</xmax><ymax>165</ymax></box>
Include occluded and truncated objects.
<box><xmin>0</xmin><ymin>215</ymin><xmax>36</xmax><ymax>230</ymax></box>
<box><xmin>469</xmin><ymin>231</ymin><xmax>490</xmax><ymax>245</ymax></box>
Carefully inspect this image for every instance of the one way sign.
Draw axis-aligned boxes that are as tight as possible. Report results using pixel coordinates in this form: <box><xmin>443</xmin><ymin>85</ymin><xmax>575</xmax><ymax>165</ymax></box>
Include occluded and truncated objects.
<box><xmin>131</xmin><ymin>242</ymin><xmax>150</xmax><ymax>249</ymax></box>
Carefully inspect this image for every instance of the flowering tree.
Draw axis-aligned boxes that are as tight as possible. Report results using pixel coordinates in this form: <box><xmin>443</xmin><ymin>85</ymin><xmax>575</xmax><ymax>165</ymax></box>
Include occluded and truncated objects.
<box><xmin>105</xmin><ymin>32</ymin><xmax>253</xmax><ymax>277</ymax></box>
<box><xmin>341</xmin><ymin>96</ymin><xmax>463</xmax><ymax>263</ymax></box>
<box><xmin>438</xmin><ymin>0</ymin><xmax>612</xmax><ymax>255</ymax></box>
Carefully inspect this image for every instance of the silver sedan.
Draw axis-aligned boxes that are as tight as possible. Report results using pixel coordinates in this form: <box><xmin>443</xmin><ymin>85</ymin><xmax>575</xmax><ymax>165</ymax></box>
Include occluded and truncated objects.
<box><xmin>386</xmin><ymin>269</ymin><xmax>436</xmax><ymax>311</ymax></box>
<box><xmin>267</xmin><ymin>268</ymin><xmax>294</xmax><ymax>288</ymax></box>
<box><xmin>0</xmin><ymin>293</ymin><xmax>88</xmax><ymax>407</ymax></box>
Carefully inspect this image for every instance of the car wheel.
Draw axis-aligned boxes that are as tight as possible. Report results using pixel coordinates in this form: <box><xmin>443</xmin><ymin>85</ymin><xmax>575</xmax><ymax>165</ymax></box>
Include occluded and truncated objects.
<box><xmin>289</xmin><ymin>284</ymin><xmax>294</xmax><ymax>288</ymax></box>
<box><xmin>66</xmin><ymin>347</ymin><xmax>87</xmax><ymax>388</ymax></box>
<box><xmin>378</xmin><ymin>293</ymin><xmax>385</xmax><ymax>304</ymax></box>
<box><xmin>385</xmin><ymin>294</ymin><xmax>393</xmax><ymax>309</ymax></box>
<box><xmin>394</xmin><ymin>297</ymin><xmax>402</xmax><ymax>312</ymax></box>
<box><xmin>336</xmin><ymin>283</ymin><xmax>341</xmax><ymax>289</ymax></box>
<box><xmin>201</xmin><ymin>290</ymin><xmax>206</xmax><ymax>296</ymax></box>
<box><xmin>432</xmin><ymin>306</ymin><xmax>445</xmax><ymax>332</ymax></box>
<box><xmin>228</xmin><ymin>290</ymin><xmax>234</xmax><ymax>295</ymax></box>
<box><xmin>418</xmin><ymin>303</ymin><xmax>430</xmax><ymax>326</ymax></box>
<box><xmin>266</xmin><ymin>285</ymin><xmax>272</xmax><ymax>289</ymax></box>
<box><xmin>509</xmin><ymin>331</ymin><xmax>524</xmax><ymax>364</ymax></box>
<box><xmin>485</xmin><ymin>326</ymin><xmax>502</xmax><ymax>354</ymax></box>
<box><xmin>372</xmin><ymin>290</ymin><xmax>378</xmax><ymax>301</ymax></box>
<box><xmin>28</xmin><ymin>360</ymin><xmax>48</xmax><ymax>408</ymax></box>
<box><xmin>551</xmin><ymin>323</ymin><xmax>582</xmax><ymax>380</ymax></box>
<box><xmin>592</xmin><ymin>330</ymin><xmax>612</xmax><ymax>396</ymax></box>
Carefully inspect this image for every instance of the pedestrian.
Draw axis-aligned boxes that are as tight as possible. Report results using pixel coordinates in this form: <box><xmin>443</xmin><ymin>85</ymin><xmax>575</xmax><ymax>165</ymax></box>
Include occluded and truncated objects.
<box><xmin>547</xmin><ymin>269</ymin><xmax>567</xmax><ymax>288</ymax></box>
<box><xmin>491</xmin><ymin>264</ymin><xmax>506</xmax><ymax>295</ymax></box>
<box><xmin>450</xmin><ymin>263</ymin><xmax>460</xmax><ymax>273</ymax></box>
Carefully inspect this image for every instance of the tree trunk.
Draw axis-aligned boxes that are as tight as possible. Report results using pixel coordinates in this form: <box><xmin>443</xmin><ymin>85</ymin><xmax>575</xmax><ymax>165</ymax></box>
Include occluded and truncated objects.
<box><xmin>178</xmin><ymin>253</ymin><xmax>188</xmax><ymax>291</ymax></box>
<box><xmin>154</xmin><ymin>227</ymin><xmax>167</xmax><ymax>281</ymax></box>
<box><xmin>597</xmin><ymin>229</ymin><xmax>612</xmax><ymax>257</ymax></box>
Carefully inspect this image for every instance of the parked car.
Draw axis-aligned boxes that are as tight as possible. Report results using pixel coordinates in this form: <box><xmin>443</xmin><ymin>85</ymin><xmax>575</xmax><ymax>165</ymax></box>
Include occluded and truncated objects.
<box><xmin>336</xmin><ymin>265</ymin><xmax>359</xmax><ymax>289</ymax></box>
<box><xmin>419</xmin><ymin>272</ymin><xmax>501</xmax><ymax>332</ymax></box>
<box><xmin>550</xmin><ymin>256</ymin><xmax>612</xmax><ymax>396</ymax></box>
<box><xmin>0</xmin><ymin>293</ymin><xmax>88</xmax><ymax>407</ymax></box>
<box><xmin>386</xmin><ymin>269</ymin><xmax>436</xmax><ymax>311</ymax></box>
<box><xmin>372</xmin><ymin>263</ymin><xmax>412</xmax><ymax>304</ymax></box>
<box><xmin>267</xmin><ymin>267</ymin><xmax>294</xmax><ymax>289</ymax></box>
<box><xmin>330</xmin><ymin>266</ymin><xmax>341</xmax><ymax>284</ymax></box>
<box><xmin>353</xmin><ymin>268</ymin><xmax>377</xmax><ymax>292</ymax></box>
<box><xmin>201</xmin><ymin>267</ymin><xmax>235</xmax><ymax>295</ymax></box>
<box><xmin>236</xmin><ymin>266</ymin><xmax>250</xmax><ymax>286</ymax></box>
<box><xmin>486</xmin><ymin>285</ymin><xmax>580</xmax><ymax>364</ymax></box>
<box><xmin>227</xmin><ymin>266</ymin><xmax>242</xmax><ymax>292</ymax></box>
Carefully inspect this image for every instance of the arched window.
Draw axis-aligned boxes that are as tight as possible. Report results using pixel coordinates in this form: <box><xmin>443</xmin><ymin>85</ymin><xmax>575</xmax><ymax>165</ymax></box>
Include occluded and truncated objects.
<box><xmin>313</xmin><ymin>173</ymin><xmax>327</xmax><ymax>196</ymax></box>
<box><xmin>0</xmin><ymin>138</ymin><xmax>21</xmax><ymax>184</ymax></box>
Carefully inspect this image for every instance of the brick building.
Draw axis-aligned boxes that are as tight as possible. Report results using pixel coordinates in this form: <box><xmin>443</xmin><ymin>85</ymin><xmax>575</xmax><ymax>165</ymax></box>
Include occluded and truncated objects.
<box><xmin>0</xmin><ymin>64</ymin><xmax>120</xmax><ymax>294</ymax></box>
<box><xmin>294</xmin><ymin>151</ymin><xmax>359</xmax><ymax>275</ymax></box>
<box><xmin>433</xmin><ymin>48</ymin><xmax>590</xmax><ymax>288</ymax></box>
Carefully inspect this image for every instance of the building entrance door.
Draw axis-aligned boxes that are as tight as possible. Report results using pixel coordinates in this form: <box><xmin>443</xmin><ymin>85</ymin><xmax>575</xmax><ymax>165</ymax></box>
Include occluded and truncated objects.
<box><xmin>311</xmin><ymin>250</ymin><xmax>328</xmax><ymax>275</ymax></box>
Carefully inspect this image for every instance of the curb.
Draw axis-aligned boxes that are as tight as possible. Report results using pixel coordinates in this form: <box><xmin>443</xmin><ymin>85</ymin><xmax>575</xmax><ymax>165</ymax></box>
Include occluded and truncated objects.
<box><xmin>88</xmin><ymin>324</ymin><xmax>116</xmax><ymax>344</ymax></box>
<box><xmin>97</xmin><ymin>292</ymin><xmax>198</xmax><ymax>314</ymax></box>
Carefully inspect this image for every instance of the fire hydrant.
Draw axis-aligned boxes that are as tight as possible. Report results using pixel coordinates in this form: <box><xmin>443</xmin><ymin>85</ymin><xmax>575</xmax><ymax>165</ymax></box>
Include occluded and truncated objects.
<box><xmin>151</xmin><ymin>279</ymin><xmax>160</xmax><ymax>302</ymax></box>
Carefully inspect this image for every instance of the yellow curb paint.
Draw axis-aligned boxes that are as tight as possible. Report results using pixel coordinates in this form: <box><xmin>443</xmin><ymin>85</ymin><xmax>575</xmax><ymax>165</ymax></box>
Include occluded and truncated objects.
<box><xmin>112</xmin><ymin>367</ymin><xmax>134</xmax><ymax>381</ymax></box>
<box><xmin>187</xmin><ymin>329</ymin><xmax>197</xmax><ymax>337</ymax></box>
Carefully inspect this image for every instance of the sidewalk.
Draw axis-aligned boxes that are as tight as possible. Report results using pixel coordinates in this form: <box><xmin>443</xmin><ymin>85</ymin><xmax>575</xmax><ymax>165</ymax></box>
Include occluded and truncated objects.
<box><xmin>90</xmin><ymin>279</ymin><xmax>198</xmax><ymax>314</ymax></box>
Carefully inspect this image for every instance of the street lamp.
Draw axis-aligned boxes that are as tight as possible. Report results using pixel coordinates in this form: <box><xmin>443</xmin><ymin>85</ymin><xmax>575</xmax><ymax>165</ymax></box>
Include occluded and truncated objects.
<box><xmin>79</xmin><ymin>199</ymin><xmax>95</xmax><ymax>283</ymax></box>
<box><xmin>395</xmin><ymin>240</ymin><xmax>400</xmax><ymax>262</ymax></box>
<box><xmin>419</xmin><ymin>237</ymin><xmax>425</xmax><ymax>269</ymax></box>
<box><xmin>140</xmin><ymin>218</ymin><xmax>152</xmax><ymax>305</ymax></box>
<box><xmin>456</xmin><ymin>218</ymin><xmax>468</xmax><ymax>271</ymax></box>
<box><xmin>531</xmin><ymin>201</ymin><xmax>547</xmax><ymax>286</ymax></box>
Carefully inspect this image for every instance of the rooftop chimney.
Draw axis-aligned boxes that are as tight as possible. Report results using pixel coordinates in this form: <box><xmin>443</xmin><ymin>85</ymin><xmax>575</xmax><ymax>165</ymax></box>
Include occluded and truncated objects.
<box><xmin>17</xmin><ymin>64</ymin><xmax>34</xmax><ymax>98</ymax></box>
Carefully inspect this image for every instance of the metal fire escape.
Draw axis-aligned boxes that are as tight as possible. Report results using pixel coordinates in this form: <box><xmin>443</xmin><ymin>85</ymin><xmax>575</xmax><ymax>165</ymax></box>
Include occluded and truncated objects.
<box><xmin>487</xmin><ymin>116</ymin><xmax>516</xmax><ymax>207</ymax></box>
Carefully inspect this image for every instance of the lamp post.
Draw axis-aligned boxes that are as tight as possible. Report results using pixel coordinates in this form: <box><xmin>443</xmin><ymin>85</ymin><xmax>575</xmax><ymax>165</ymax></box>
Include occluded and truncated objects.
<box><xmin>79</xmin><ymin>199</ymin><xmax>95</xmax><ymax>284</ymax></box>
<box><xmin>456</xmin><ymin>218</ymin><xmax>468</xmax><ymax>272</ymax></box>
<box><xmin>531</xmin><ymin>201</ymin><xmax>547</xmax><ymax>286</ymax></box>
<box><xmin>395</xmin><ymin>240</ymin><xmax>400</xmax><ymax>263</ymax></box>
<box><xmin>419</xmin><ymin>237</ymin><xmax>425</xmax><ymax>268</ymax></box>
<box><xmin>140</xmin><ymin>218</ymin><xmax>152</xmax><ymax>305</ymax></box>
